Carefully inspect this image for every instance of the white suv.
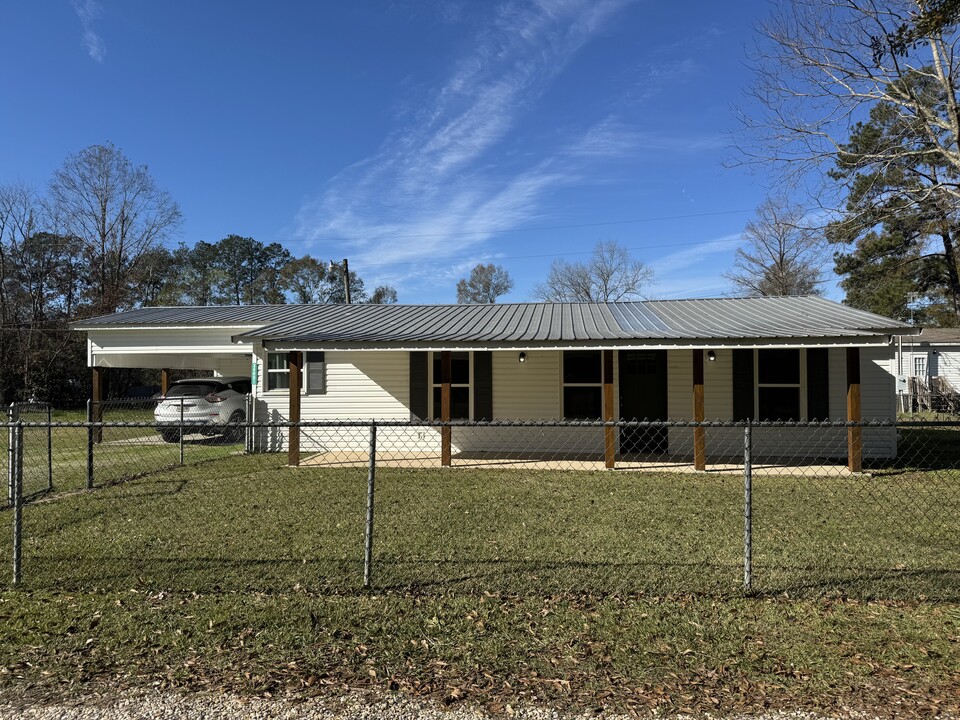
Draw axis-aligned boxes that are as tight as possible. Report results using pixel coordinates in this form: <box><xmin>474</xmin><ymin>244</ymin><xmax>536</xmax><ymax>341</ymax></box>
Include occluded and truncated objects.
<box><xmin>154</xmin><ymin>377</ymin><xmax>251</xmax><ymax>443</ymax></box>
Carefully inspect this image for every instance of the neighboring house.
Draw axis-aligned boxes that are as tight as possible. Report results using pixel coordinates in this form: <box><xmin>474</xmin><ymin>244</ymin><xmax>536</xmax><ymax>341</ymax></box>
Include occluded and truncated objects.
<box><xmin>72</xmin><ymin>296</ymin><xmax>913</xmax><ymax>467</ymax></box>
<box><xmin>892</xmin><ymin>327</ymin><xmax>960</xmax><ymax>412</ymax></box>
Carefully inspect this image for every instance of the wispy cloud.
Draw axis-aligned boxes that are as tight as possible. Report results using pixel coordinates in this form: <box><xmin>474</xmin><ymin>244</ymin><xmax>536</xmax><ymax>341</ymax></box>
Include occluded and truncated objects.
<box><xmin>294</xmin><ymin>0</ymin><xmax>634</xmax><ymax>289</ymax></box>
<box><xmin>648</xmin><ymin>233</ymin><xmax>744</xmax><ymax>298</ymax></box>
<box><xmin>73</xmin><ymin>0</ymin><xmax>105</xmax><ymax>63</ymax></box>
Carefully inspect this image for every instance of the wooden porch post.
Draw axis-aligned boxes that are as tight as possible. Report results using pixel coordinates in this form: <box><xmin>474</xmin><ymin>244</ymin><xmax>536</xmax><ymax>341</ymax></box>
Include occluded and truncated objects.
<box><xmin>693</xmin><ymin>349</ymin><xmax>706</xmax><ymax>471</ymax></box>
<box><xmin>288</xmin><ymin>351</ymin><xmax>302</xmax><ymax>467</ymax></box>
<box><xmin>847</xmin><ymin>347</ymin><xmax>862</xmax><ymax>473</ymax></box>
<box><xmin>160</xmin><ymin>368</ymin><xmax>170</xmax><ymax>396</ymax></box>
<box><xmin>91</xmin><ymin>367</ymin><xmax>104</xmax><ymax>444</ymax></box>
<box><xmin>603</xmin><ymin>350</ymin><xmax>615</xmax><ymax>469</ymax></box>
<box><xmin>441</xmin><ymin>351</ymin><xmax>451</xmax><ymax>467</ymax></box>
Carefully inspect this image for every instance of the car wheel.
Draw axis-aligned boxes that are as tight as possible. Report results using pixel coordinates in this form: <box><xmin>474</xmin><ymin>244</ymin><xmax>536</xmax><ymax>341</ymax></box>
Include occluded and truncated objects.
<box><xmin>159</xmin><ymin>428</ymin><xmax>181</xmax><ymax>443</ymax></box>
<box><xmin>223</xmin><ymin>410</ymin><xmax>245</xmax><ymax>444</ymax></box>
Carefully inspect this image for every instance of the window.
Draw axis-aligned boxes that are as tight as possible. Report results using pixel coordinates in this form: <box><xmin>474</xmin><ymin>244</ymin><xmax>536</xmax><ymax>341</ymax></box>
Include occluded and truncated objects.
<box><xmin>563</xmin><ymin>350</ymin><xmax>602</xmax><ymax>419</ymax></box>
<box><xmin>432</xmin><ymin>352</ymin><xmax>471</xmax><ymax>419</ymax></box>
<box><xmin>914</xmin><ymin>355</ymin><xmax>927</xmax><ymax>377</ymax></box>
<box><xmin>757</xmin><ymin>349</ymin><xmax>801</xmax><ymax>421</ymax></box>
<box><xmin>266</xmin><ymin>352</ymin><xmax>292</xmax><ymax>390</ymax></box>
<box><xmin>266</xmin><ymin>352</ymin><xmax>315</xmax><ymax>392</ymax></box>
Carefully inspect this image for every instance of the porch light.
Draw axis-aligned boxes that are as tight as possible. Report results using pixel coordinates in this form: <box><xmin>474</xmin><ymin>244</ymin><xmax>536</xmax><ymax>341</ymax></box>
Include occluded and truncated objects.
<box><xmin>707</xmin><ymin>350</ymin><xmax>716</xmax><ymax>362</ymax></box>
<box><xmin>519</xmin><ymin>352</ymin><xmax>526</xmax><ymax>363</ymax></box>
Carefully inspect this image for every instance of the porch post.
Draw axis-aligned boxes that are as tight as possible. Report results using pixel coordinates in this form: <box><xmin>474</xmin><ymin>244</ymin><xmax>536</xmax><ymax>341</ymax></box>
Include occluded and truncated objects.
<box><xmin>846</xmin><ymin>347</ymin><xmax>862</xmax><ymax>473</ymax></box>
<box><xmin>693</xmin><ymin>349</ymin><xmax>706</xmax><ymax>471</ymax></box>
<box><xmin>603</xmin><ymin>350</ymin><xmax>615</xmax><ymax>469</ymax></box>
<box><xmin>441</xmin><ymin>351</ymin><xmax>451</xmax><ymax>467</ymax></box>
<box><xmin>160</xmin><ymin>368</ymin><xmax>170</xmax><ymax>396</ymax></box>
<box><xmin>288</xmin><ymin>351</ymin><xmax>302</xmax><ymax>467</ymax></box>
<box><xmin>91</xmin><ymin>367</ymin><xmax>104</xmax><ymax>444</ymax></box>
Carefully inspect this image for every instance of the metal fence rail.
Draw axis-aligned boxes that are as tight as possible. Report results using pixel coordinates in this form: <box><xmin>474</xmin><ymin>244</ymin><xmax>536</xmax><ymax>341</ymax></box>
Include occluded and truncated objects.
<box><xmin>1</xmin><ymin>416</ymin><xmax>958</xmax><ymax>600</ymax></box>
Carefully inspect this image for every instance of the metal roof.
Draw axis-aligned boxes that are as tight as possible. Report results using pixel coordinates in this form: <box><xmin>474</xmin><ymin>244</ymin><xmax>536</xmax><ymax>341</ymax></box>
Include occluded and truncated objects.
<box><xmin>73</xmin><ymin>296</ymin><xmax>912</xmax><ymax>344</ymax></box>
<box><xmin>910</xmin><ymin>327</ymin><xmax>960</xmax><ymax>344</ymax></box>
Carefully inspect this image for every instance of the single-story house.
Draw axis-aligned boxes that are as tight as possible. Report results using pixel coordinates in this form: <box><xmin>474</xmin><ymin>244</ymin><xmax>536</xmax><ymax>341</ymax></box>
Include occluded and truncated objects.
<box><xmin>892</xmin><ymin>327</ymin><xmax>960</xmax><ymax>412</ymax></box>
<box><xmin>72</xmin><ymin>296</ymin><xmax>914</xmax><ymax>470</ymax></box>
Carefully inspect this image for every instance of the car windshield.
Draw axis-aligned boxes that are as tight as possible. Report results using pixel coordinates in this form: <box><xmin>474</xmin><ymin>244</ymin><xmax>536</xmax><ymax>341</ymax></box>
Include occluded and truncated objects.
<box><xmin>164</xmin><ymin>383</ymin><xmax>222</xmax><ymax>398</ymax></box>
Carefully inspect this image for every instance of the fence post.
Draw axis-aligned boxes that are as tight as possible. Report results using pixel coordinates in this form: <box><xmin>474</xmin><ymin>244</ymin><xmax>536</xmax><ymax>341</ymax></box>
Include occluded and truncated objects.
<box><xmin>743</xmin><ymin>419</ymin><xmax>753</xmax><ymax>593</ymax></box>
<box><xmin>86</xmin><ymin>399</ymin><xmax>94</xmax><ymax>490</ymax></box>
<box><xmin>244</xmin><ymin>394</ymin><xmax>253</xmax><ymax>454</ymax></box>
<box><xmin>46</xmin><ymin>403</ymin><xmax>53</xmax><ymax>493</ymax></box>
<box><xmin>12</xmin><ymin>421</ymin><xmax>23</xmax><ymax>586</ymax></box>
<box><xmin>179</xmin><ymin>397</ymin><xmax>185</xmax><ymax>466</ymax></box>
<box><xmin>7</xmin><ymin>403</ymin><xmax>16</xmax><ymax>507</ymax></box>
<box><xmin>363</xmin><ymin>421</ymin><xmax>377</xmax><ymax>589</ymax></box>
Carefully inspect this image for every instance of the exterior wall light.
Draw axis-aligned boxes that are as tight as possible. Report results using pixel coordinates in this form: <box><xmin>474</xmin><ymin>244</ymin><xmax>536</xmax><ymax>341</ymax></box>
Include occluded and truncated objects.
<box><xmin>519</xmin><ymin>352</ymin><xmax>526</xmax><ymax>363</ymax></box>
<box><xmin>707</xmin><ymin>350</ymin><xmax>717</xmax><ymax>362</ymax></box>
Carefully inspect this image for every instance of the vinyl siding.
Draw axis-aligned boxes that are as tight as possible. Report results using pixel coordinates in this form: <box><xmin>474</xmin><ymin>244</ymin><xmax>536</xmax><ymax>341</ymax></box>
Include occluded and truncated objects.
<box><xmin>253</xmin><ymin>346</ymin><xmax>896</xmax><ymax>460</ymax></box>
<box><xmin>89</xmin><ymin>328</ymin><xmax>252</xmax><ymax>371</ymax></box>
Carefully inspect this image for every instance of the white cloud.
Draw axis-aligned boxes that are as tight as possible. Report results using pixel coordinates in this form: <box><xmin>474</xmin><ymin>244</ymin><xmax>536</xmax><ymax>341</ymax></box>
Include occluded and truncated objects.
<box><xmin>647</xmin><ymin>233</ymin><xmax>743</xmax><ymax>299</ymax></box>
<box><xmin>73</xmin><ymin>0</ymin><xmax>105</xmax><ymax>63</ymax></box>
<box><xmin>293</xmin><ymin>0</ymin><xmax>635</xmax><ymax>291</ymax></box>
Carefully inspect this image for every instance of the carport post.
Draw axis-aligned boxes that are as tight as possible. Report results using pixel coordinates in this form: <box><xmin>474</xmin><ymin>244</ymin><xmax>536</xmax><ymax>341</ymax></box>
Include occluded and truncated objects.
<box><xmin>288</xmin><ymin>351</ymin><xmax>302</xmax><ymax>467</ymax></box>
<box><xmin>603</xmin><ymin>350</ymin><xmax>615</xmax><ymax>469</ymax></box>
<box><xmin>692</xmin><ymin>349</ymin><xmax>706</xmax><ymax>471</ymax></box>
<box><xmin>847</xmin><ymin>347</ymin><xmax>862</xmax><ymax>473</ymax></box>
<box><xmin>160</xmin><ymin>368</ymin><xmax>170</xmax><ymax>396</ymax></box>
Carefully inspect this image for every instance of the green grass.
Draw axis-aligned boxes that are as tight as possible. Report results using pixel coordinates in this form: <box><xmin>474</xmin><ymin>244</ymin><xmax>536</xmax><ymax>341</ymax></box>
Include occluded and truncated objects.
<box><xmin>0</xmin><ymin>590</ymin><xmax>957</xmax><ymax>715</ymax></box>
<box><xmin>0</xmin><ymin>455</ymin><xmax>958</xmax><ymax>714</ymax></box>
<box><xmin>1</xmin><ymin>455</ymin><xmax>956</xmax><ymax>599</ymax></box>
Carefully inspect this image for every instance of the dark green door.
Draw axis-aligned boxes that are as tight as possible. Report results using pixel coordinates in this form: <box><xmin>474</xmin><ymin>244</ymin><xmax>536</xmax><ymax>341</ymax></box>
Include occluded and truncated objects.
<box><xmin>619</xmin><ymin>350</ymin><xmax>668</xmax><ymax>454</ymax></box>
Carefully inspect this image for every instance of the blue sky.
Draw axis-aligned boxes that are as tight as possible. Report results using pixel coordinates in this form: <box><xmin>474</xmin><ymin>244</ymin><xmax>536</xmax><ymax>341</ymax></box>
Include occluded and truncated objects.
<box><xmin>0</xmin><ymin>0</ymin><xmax>797</xmax><ymax>304</ymax></box>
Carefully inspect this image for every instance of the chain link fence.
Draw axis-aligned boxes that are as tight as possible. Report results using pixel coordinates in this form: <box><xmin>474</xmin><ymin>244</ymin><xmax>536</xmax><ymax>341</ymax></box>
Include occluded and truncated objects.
<box><xmin>2</xmin><ymin>415</ymin><xmax>958</xmax><ymax>600</ymax></box>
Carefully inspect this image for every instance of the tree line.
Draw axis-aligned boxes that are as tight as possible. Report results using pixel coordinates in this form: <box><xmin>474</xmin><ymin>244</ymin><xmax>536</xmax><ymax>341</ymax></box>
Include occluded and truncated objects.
<box><xmin>0</xmin><ymin>143</ymin><xmax>397</xmax><ymax>405</ymax></box>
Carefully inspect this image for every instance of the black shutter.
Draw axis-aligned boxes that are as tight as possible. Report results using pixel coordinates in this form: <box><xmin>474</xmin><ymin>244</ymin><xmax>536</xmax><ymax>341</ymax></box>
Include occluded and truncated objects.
<box><xmin>409</xmin><ymin>352</ymin><xmax>428</xmax><ymax>420</ymax></box>
<box><xmin>806</xmin><ymin>348</ymin><xmax>830</xmax><ymax>420</ymax></box>
<box><xmin>305</xmin><ymin>351</ymin><xmax>326</xmax><ymax>394</ymax></box>
<box><xmin>732</xmin><ymin>349</ymin><xmax>754</xmax><ymax>421</ymax></box>
<box><xmin>473</xmin><ymin>351</ymin><xmax>493</xmax><ymax>420</ymax></box>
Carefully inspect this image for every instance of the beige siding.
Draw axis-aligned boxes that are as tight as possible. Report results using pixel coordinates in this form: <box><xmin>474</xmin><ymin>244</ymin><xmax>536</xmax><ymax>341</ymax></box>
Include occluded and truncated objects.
<box><xmin>253</xmin><ymin>345</ymin><xmax>897</xmax><ymax>460</ymax></box>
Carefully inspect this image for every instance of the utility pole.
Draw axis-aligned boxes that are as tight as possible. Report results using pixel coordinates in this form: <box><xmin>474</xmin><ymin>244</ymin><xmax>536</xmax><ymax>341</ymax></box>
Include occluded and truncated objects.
<box><xmin>329</xmin><ymin>258</ymin><xmax>351</xmax><ymax>304</ymax></box>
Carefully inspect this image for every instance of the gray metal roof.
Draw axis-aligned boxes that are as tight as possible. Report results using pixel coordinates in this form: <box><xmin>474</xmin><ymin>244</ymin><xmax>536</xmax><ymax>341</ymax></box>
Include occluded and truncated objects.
<box><xmin>73</xmin><ymin>296</ymin><xmax>912</xmax><ymax>344</ymax></box>
<box><xmin>899</xmin><ymin>327</ymin><xmax>960</xmax><ymax>344</ymax></box>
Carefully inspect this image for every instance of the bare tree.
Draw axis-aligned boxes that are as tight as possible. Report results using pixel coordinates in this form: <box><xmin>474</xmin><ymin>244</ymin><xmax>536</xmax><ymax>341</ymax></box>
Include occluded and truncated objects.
<box><xmin>368</xmin><ymin>285</ymin><xmax>399</xmax><ymax>304</ymax></box>
<box><xmin>47</xmin><ymin>143</ymin><xmax>182</xmax><ymax>314</ymax></box>
<box><xmin>533</xmin><ymin>240</ymin><xmax>652</xmax><ymax>302</ymax></box>
<box><xmin>737</xmin><ymin>0</ymin><xmax>960</xmax><ymax>207</ymax></box>
<box><xmin>456</xmin><ymin>263</ymin><xmax>513</xmax><ymax>303</ymax></box>
<box><xmin>724</xmin><ymin>199</ymin><xmax>826</xmax><ymax>297</ymax></box>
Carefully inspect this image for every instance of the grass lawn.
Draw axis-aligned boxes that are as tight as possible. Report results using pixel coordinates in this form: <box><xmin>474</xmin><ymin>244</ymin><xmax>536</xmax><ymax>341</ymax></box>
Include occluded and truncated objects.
<box><xmin>0</xmin><ymin>444</ymin><xmax>958</xmax><ymax>714</ymax></box>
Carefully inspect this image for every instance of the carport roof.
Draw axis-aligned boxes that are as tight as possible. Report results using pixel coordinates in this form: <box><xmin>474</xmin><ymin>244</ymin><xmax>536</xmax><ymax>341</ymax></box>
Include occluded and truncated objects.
<box><xmin>73</xmin><ymin>296</ymin><xmax>912</xmax><ymax>344</ymax></box>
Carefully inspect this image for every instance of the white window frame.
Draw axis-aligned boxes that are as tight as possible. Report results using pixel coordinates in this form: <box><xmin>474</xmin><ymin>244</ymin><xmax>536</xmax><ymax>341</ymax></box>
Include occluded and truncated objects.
<box><xmin>429</xmin><ymin>351</ymin><xmax>473</xmax><ymax>420</ymax></box>
<box><xmin>265</xmin><ymin>351</ymin><xmax>293</xmax><ymax>392</ymax></box>
<box><xmin>264</xmin><ymin>351</ymin><xmax>319</xmax><ymax>393</ymax></box>
<box><xmin>561</xmin><ymin>350</ymin><xmax>604</xmax><ymax>420</ymax></box>
<box><xmin>913</xmin><ymin>355</ymin><xmax>927</xmax><ymax>378</ymax></box>
<box><xmin>754</xmin><ymin>348</ymin><xmax>807</xmax><ymax>421</ymax></box>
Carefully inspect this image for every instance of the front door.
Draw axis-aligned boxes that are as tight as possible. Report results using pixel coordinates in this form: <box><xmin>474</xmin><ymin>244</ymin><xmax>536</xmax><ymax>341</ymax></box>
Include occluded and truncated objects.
<box><xmin>619</xmin><ymin>350</ymin><xmax>668</xmax><ymax>454</ymax></box>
